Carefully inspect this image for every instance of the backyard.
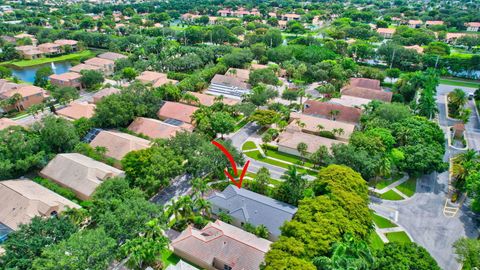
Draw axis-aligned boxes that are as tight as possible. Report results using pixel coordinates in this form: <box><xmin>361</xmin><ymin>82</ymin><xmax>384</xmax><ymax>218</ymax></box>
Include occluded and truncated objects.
<box><xmin>2</xmin><ymin>50</ymin><xmax>95</xmax><ymax>68</ymax></box>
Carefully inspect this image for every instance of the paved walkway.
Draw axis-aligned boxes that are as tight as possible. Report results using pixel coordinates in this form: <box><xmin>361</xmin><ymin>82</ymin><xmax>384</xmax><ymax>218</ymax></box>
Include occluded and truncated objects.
<box><xmin>370</xmin><ymin>174</ymin><xmax>409</xmax><ymax>194</ymax></box>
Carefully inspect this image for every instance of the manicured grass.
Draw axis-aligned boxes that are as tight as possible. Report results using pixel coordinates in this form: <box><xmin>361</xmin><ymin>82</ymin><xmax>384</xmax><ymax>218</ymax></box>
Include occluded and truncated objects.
<box><xmin>234</xmin><ymin>117</ymin><xmax>250</xmax><ymax>131</ymax></box>
<box><xmin>396</xmin><ymin>177</ymin><xmax>417</xmax><ymax>197</ymax></box>
<box><xmin>5</xmin><ymin>50</ymin><xmax>95</xmax><ymax>68</ymax></box>
<box><xmin>380</xmin><ymin>190</ymin><xmax>404</xmax><ymax>201</ymax></box>
<box><xmin>385</xmin><ymin>231</ymin><xmax>411</xmax><ymax>243</ymax></box>
<box><xmin>242</xmin><ymin>141</ymin><xmax>257</xmax><ymax>151</ymax></box>
<box><xmin>161</xmin><ymin>249</ymin><xmax>180</xmax><ymax>267</ymax></box>
<box><xmin>439</xmin><ymin>78</ymin><xmax>480</xmax><ymax>88</ymax></box>
<box><xmin>241</xmin><ymin>170</ymin><xmax>282</xmax><ymax>187</ymax></box>
<box><xmin>264</xmin><ymin>149</ymin><xmax>316</xmax><ymax>168</ymax></box>
<box><xmin>372</xmin><ymin>213</ymin><xmax>397</xmax><ymax>229</ymax></box>
<box><xmin>244</xmin><ymin>150</ymin><xmax>318</xmax><ymax>176</ymax></box>
<box><xmin>369</xmin><ymin>232</ymin><xmax>385</xmax><ymax>250</ymax></box>
<box><xmin>375</xmin><ymin>173</ymin><xmax>404</xmax><ymax>189</ymax></box>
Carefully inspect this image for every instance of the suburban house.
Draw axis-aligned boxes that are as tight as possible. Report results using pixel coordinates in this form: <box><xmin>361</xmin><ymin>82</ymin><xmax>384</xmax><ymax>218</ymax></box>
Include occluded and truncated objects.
<box><xmin>465</xmin><ymin>22</ymin><xmax>480</xmax><ymax>32</ymax></box>
<box><xmin>340</xmin><ymin>78</ymin><xmax>392</xmax><ymax>102</ymax></box>
<box><xmin>54</xmin><ymin>39</ymin><xmax>78</xmax><ymax>51</ymax></box>
<box><xmin>207</xmin><ymin>185</ymin><xmax>297</xmax><ymax>240</ymax></box>
<box><xmin>157</xmin><ymin>101</ymin><xmax>199</xmax><ymax>124</ymax></box>
<box><xmin>136</xmin><ymin>71</ymin><xmax>178</xmax><ymax>87</ymax></box>
<box><xmin>181</xmin><ymin>13</ymin><xmax>201</xmax><ymax>22</ymax></box>
<box><xmin>97</xmin><ymin>52</ymin><xmax>128</xmax><ymax>61</ymax></box>
<box><xmin>127</xmin><ymin>117</ymin><xmax>192</xmax><ymax>139</ymax></box>
<box><xmin>69</xmin><ymin>63</ymin><xmax>102</xmax><ymax>73</ymax></box>
<box><xmin>89</xmin><ymin>130</ymin><xmax>151</xmax><ymax>160</ymax></box>
<box><xmin>0</xmin><ymin>118</ymin><xmax>19</xmax><ymax>130</ymax></box>
<box><xmin>183</xmin><ymin>91</ymin><xmax>239</xmax><ymax>107</ymax></box>
<box><xmin>40</xmin><ymin>153</ymin><xmax>124</xmax><ymax>200</ymax></box>
<box><xmin>328</xmin><ymin>95</ymin><xmax>372</xmax><ymax>108</ymax></box>
<box><xmin>425</xmin><ymin>20</ymin><xmax>444</xmax><ymax>27</ymax></box>
<box><xmin>445</xmin><ymin>33</ymin><xmax>468</xmax><ymax>43</ymax></box>
<box><xmin>278</xmin><ymin>20</ymin><xmax>288</xmax><ymax>30</ymax></box>
<box><xmin>172</xmin><ymin>220</ymin><xmax>271</xmax><ymax>270</ymax></box>
<box><xmin>56</xmin><ymin>102</ymin><xmax>96</xmax><ymax>120</ymax></box>
<box><xmin>49</xmin><ymin>72</ymin><xmax>83</xmax><ymax>90</ymax></box>
<box><xmin>0</xmin><ymin>84</ymin><xmax>46</xmax><ymax>111</ymax></box>
<box><xmin>84</xmin><ymin>57</ymin><xmax>115</xmax><ymax>76</ymax></box>
<box><xmin>14</xmin><ymin>33</ymin><xmax>38</xmax><ymax>45</ymax></box>
<box><xmin>303</xmin><ymin>100</ymin><xmax>362</xmax><ymax>124</ymax></box>
<box><xmin>289</xmin><ymin>112</ymin><xmax>355</xmax><ymax>142</ymax></box>
<box><xmin>217</xmin><ymin>8</ymin><xmax>260</xmax><ymax>17</ymax></box>
<box><xmin>207</xmin><ymin>74</ymin><xmax>251</xmax><ymax>99</ymax></box>
<box><xmin>277</xmin><ymin>128</ymin><xmax>345</xmax><ymax>156</ymax></box>
<box><xmin>376</xmin><ymin>28</ymin><xmax>395</xmax><ymax>38</ymax></box>
<box><xmin>166</xmin><ymin>260</ymin><xmax>199</xmax><ymax>270</ymax></box>
<box><xmin>225</xmin><ymin>68</ymin><xmax>250</xmax><ymax>82</ymax></box>
<box><xmin>38</xmin><ymin>42</ymin><xmax>62</xmax><ymax>55</ymax></box>
<box><xmin>15</xmin><ymin>45</ymin><xmax>43</xmax><ymax>59</ymax></box>
<box><xmin>92</xmin><ymin>87</ymin><xmax>120</xmax><ymax>103</ymax></box>
<box><xmin>0</xmin><ymin>179</ymin><xmax>80</xmax><ymax>230</ymax></box>
<box><xmin>281</xmin><ymin>13</ymin><xmax>301</xmax><ymax>21</ymax></box>
<box><xmin>404</xmin><ymin>45</ymin><xmax>424</xmax><ymax>54</ymax></box>
<box><xmin>408</xmin><ymin>20</ymin><xmax>422</xmax><ymax>28</ymax></box>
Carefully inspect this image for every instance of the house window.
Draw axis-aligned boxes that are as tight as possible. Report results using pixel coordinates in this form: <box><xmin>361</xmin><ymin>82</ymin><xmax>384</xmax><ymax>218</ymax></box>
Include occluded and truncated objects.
<box><xmin>240</xmin><ymin>222</ymin><xmax>244</xmax><ymax>226</ymax></box>
<box><xmin>224</xmin><ymin>265</ymin><xmax>232</xmax><ymax>270</ymax></box>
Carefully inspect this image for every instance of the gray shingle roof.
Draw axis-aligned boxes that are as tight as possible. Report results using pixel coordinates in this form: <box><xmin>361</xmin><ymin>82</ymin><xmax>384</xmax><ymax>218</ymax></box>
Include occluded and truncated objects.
<box><xmin>207</xmin><ymin>185</ymin><xmax>297</xmax><ymax>237</ymax></box>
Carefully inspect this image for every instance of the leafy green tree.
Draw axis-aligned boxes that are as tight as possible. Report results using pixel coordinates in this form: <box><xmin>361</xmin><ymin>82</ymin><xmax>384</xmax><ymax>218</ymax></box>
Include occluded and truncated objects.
<box><xmin>34</xmin><ymin>66</ymin><xmax>53</xmax><ymax>88</ymax></box>
<box><xmin>248</xmin><ymin>68</ymin><xmax>280</xmax><ymax>86</ymax></box>
<box><xmin>121</xmin><ymin>67</ymin><xmax>138</xmax><ymax>81</ymax></box>
<box><xmin>122</xmin><ymin>145</ymin><xmax>184</xmax><ymax>196</ymax></box>
<box><xmin>0</xmin><ymin>66</ymin><xmax>12</xmax><ymax>79</ymax></box>
<box><xmin>249</xmin><ymin>109</ymin><xmax>279</xmax><ymax>127</ymax></box>
<box><xmin>32</xmin><ymin>228</ymin><xmax>116</xmax><ymax>270</ymax></box>
<box><xmin>50</xmin><ymin>86</ymin><xmax>79</xmax><ymax>104</ymax></box>
<box><xmin>297</xmin><ymin>142</ymin><xmax>309</xmax><ymax>162</ymax></box>
<box><xmin>374</xmin><ymin>242</ymin><xmax>441</xmax><ymax>270</ymax></box>
<box><xmin>249</xmin><ymin>167</ymin><xmax>270</xmax><ymax>195</ymax></box>
<box><xmin>80</xmin><ymin>70</ymin><xmax>104</xmax><ymax>91</ymax></box>
<box><xmin>0</xmin><ymin>217</ymin><xmax>77</xmax><ymax>270</ymax></box>
<box><xmin>210</xmin><ymin>111</ymin><xmax>236</xmax><ymax>138</ymax></box>
<box><xmin>247</xmin><ymin>84</ymin><xmax>278</xmax><ymax>106</ymax></box>
<box><xmin>453</xmin><ymin>238</ymin><xmax>480</xmax><ymax>270</ymax></box>
<box><xmin>275</xmin><ymin>166</ymin><xmax>308</xmax><ymax>206</ymax></box>
<box><xmin>32</xmin><ymin>115</ymin><xmax>80</xmax><ymax>153</ymax></box>
<box><xmin>255</xmin><ymin>224</ymin><xmax>270</xmax><ymax>239</ymax></box>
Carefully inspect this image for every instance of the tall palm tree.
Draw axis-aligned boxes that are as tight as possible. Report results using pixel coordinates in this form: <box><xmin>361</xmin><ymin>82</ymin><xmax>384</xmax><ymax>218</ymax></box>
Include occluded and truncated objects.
<box><xmin>329</xmin><ymin>109</ymin><xmax>340</xmax><ymax>121</ymax></box>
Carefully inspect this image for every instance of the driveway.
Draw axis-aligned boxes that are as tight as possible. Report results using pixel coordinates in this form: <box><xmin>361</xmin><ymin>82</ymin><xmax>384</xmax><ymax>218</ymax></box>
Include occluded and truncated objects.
<box><xmin>150</xmin><ymin>174</ymin><xmax>192</xmax><ymax>205</ymax></box>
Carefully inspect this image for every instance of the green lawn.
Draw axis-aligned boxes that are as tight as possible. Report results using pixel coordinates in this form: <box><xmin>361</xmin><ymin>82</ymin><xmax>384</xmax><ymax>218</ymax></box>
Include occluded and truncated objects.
<box><xmin>265</xmin><ymin>149</ymin><xmax>316</xmax><ymax>168</ymax></box>
<box><xmin>439</xmin><ymin>78</ymin><xmax>480</xmax><ymax>88</ymax></box>
<box><xmin>4</xmin><ymin>50</ymin><xmax>95</xmax><ymax>68</ymax></box>
<box><xmin>244</xmin><ymin>150</ymin><xmax>318</xmax><ymax>176</ymax></box>
<box><xmin>234</xmin><ymin>117</ymin><xmax>250</xmax><ymax>132</ymax></box>
<box><xmin>242</xmin><ymin>141</ymin><xmax>257</xmax><ymax>151</ymax></box>
<box><xmin>385</xmin><ymin>231</ymin><xmax>411</xmax><ymax>243</ymax></box>
<box><xmin>373</xmin><ymin>213</ymin><xmax>397</xmax><ymax>229</ymax></box>
<box><xmin>161</xmin><ymin>250</ymin><xmax>180</xmax><ymax>267</ymax></box>
<box><xmin>375</xmin><ymin>173</ymin><xmax>404</xmax><ymax>189</ymax></box>
<box><xmin>380</xmin><ymin>190</ymin><xmax>404</xmax><ymax>201</ymax></box>
<box><xmin>396</xmin><ymin>177</ymin><xmax>417</xmax><ymax>197</ymax></box>
<box><xmin>369</xmin><ymin>232</ymin><xmax>385</xmax><ymax>250</ymax></box>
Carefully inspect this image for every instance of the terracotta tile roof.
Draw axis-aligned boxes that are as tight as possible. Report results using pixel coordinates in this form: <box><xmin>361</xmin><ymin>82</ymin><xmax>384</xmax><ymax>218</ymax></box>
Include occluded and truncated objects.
<box><xmin>89</xmin><ymin>130</ymin><xmax>151</xmax><ymax>160</ymax></box>
<box><xmin>84</xmin><ymin>57</ymin><xmax>114</xmax><ymax>66</ymax></box>
<box><xmin>184</xmin><ymin>92</ymin><xmax>239</xmax><ymax>107</ymax></box>
<box><xmin>0</xmin><ymin>179</ymin><xmax>80</xmax><ymax>230</ymax></box>
<box><xmin>14</xmin><ymin>33</ymin><xmax>35</xmax><ymax>39</ymax></box>
<box><xmin>157</xmin><ymin>101</ymin><xmax>199</xmax><ymax>124</ymax></box>
<box><xmin>289</xmin><ymin>112</ymin><xmax>355</xmax><ymax>141</ymax></box>
<box><xmin>136</xmin><ymin>71</ymin><xmax>167</xmax><ymax>83</ymax></box>
<box><xmin>0</xmin><ymin>79</ymin><xmax>19</xmax><ymax>94</ymax></box>
<box><xmin>446</xmin><ymin>33</ymin><xmax>468</xmax><ymax>40</ymax></box>
<box><xmin>376</xmin><ymin>28</ymin><xmax>395</xmax><ymax>34</ymax></box>
<box><xmin>49</xmin><ymin>72</ymin><xmax>82</xmax><ymax>81</ymax></box>
<box><xmin>54</xmin><ymin>39</ymin><xmax>78</xmax><ymax>46</ymax></box>
<box><xmin>2</xmin><ymin>85</ymin><xmax>45</xmax><ymax>98</ymax></box>
<box><xmin>56</xmin><ymin>102</ymin><xmax>96</xmax><ymax>120</ymax></box>
<box><xmin>172</xmin><ymin>220</ymin><xmax>271</xmax><ymax>270</ymax></box>
<box><xmin>226</xmin><ymin>68</ymin><xmax>250</xmax><ymax>82</ymax></box>
<box><xmin>0</xmin><ymin>118</ymin><xmax>20</xmax><ymax>130</ymax></box>
<box><xmin>341</xmin><ymin>78</ymin><xmax>392</xmax><ymax>102</ymax></box>
<box><xmin>465</xmin><ymin>22</ymin><xmax>480</xmax><ymax>27</ymax></box>
<box><xmin>128</xmin><ymin>117</ymin><xmax>192</xmax><ymax>139</ymax></box>
<box><xmin>303</xmin><ymin>100</ymin><xmax>362</xmax><ymax>124</ymax></box>
<box><xmin>408</xmin><ymin>20</ymin><xmax>422</xmax><ymax>25</ymax></box>
<box><xmin>211</xmin><ymin>74</ymin><xmax>250</xmax><ymax>89</ymax></box>
<box><xmin>40</xmin><ymin>153</ymin><xmax>124</xmax><ymax>200</ymax></box>
<box><xmin>92</xmin><ymin>87</ymin><xmax>120</xmax><ymax>103</ymax></box>
<box><xmin>404</xmin><ymin>45</ymin><xmax>424</xmax><ymax>54</ymax></box>
<box><xmin>97</xmin><ymin>52</ymin><xmax>128</xmax><ymax>61</ymax></box>
<box><xmin>69</xmin><ymin>63</ymin><xmax>102</xmax><ymax>73</ymax></box>
<box><xmin>38</xmin><ymin>42</ymin><xmax>61</xmax><ymax>49</ymax></box>
<box><xmin>277</xmin><ymin>129</ymin><xmax>345</xmax><ymax>153</ymax></box>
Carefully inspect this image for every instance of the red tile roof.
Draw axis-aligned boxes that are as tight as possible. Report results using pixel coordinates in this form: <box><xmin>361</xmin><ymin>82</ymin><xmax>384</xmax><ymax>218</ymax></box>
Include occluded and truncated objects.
<box><xmin>303</xmin><ymin>100</ymin><xmax>362</xmax><ymax>124</ymax></box>
<box><xmin>157</xmin><ymin>101</ymin><xmax>199</xmax><ymax>124</ymax></box>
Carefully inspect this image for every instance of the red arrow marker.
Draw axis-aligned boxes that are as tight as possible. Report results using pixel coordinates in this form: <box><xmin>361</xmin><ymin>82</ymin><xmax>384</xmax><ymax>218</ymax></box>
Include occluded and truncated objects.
<box><xmin>211</xmin><ymin>140</ymin><xmax>250</xmax><ymax>188</ymax></box>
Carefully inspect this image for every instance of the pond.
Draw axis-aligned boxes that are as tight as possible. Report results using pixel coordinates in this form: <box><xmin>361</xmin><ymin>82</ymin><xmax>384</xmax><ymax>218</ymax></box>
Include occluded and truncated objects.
<box><xmin>10</xmin><ymin>61</ymin><xmax>72</xmax><ymax>83</ymax></box>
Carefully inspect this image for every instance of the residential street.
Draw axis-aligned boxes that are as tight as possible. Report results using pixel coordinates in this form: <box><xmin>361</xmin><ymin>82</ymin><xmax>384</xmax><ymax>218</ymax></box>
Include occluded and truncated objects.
<box><xmin>371</xmin><ymin>83</ymin><xmax>480</xmax><ymax>270</ymax></box>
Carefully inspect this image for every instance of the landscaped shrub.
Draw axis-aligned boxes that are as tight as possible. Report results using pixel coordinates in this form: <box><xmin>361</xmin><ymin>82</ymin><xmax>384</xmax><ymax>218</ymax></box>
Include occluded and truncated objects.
<box><xmin>33</xmin><ymin>177</ymin><xmax>78</xmax><ymax>202</ymax></box>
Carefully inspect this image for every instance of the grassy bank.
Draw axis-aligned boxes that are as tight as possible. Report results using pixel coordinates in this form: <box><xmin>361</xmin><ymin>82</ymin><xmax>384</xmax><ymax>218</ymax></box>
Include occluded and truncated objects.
<box><xmin>439</xmin><ymin>78</ymin><xmax>480</xmax><ymax>88</ymax></box>
<box><xmin>2</xmin><ymin>50</ymin><xmax>95</xmax><ymax>68</ymax></box>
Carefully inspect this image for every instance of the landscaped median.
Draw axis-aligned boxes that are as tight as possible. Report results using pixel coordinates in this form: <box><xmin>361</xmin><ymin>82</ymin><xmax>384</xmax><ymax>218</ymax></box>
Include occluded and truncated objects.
<box><xmin>371</xmin><ymin>174</ymin><xmax>417</xmax><ymax>201</ymax></box>
<box><xmin>373</xmin><ymin>212</ymin><xmax>412</xmax><ymax>245</ymax></box>
<box><xmin>1</xmin><ymin>50</ymin><xmax>95</xmax><ymax>68</ymax></box>
<box><xmin>241</xmin><ymin>141</ymin><xmax>318</xmax><ymax>176</ymax></box>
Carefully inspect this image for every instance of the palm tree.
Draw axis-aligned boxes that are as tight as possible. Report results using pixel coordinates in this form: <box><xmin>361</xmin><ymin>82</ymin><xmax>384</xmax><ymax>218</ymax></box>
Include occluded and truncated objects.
<box><xmin>182</xmin><ymin>92</ymin><xmax>200</xmax><ymax>105</ymax></box>
<box><xmin>317</xmin><ymin>124</ymin><xmax>324</xmax><ymax>133</ymax></box>
<box><xmin>329</xmin><ymin>109</ymin><xmax>340</xmax><ymax>121</ymax></box>
<box><xmin>295</xmin><ymin>119</ymin><xmax>306</xmax><ymax>129</ymax></box>
<box><xmin>255</xmin><ymin>224</ymin><xmax>270</xmax><ymax>239</ymax></box>
<box><xmin>7</xmin><ymin>93</ymin><xmax>23</xmax><ymax>111</ymax></box>
<box><xmin>297</xmin><ymin>142</ymin><xmax>308</xmax><ymax>163</ymax></box>
<box><xmin>448</xmin><ymin>88</ymin><xmax>468</xmax><ymax>117</ymax></box>
<box><xmin>452</xmin><ymin>150</ymin><xmax>479</xmax><ymax>190</ymax></box>
<box><xmin>332</xmin><ymin>128</ymin><xmax>345</xmax><ymax>137</ymax></box>
<box><xmin>214</xmin><ymin>95</ymin><xmax>224</xmax><ymax>103</ymax></box>
<box><xmin>191</xmin><ymin>178</ymin><xmax>210</xmax><ymax>197</ymax></box>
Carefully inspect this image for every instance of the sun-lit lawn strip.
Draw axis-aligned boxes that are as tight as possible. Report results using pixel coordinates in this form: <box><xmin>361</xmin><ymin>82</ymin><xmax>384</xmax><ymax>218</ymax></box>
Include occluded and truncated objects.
<box><xmin>234</xmin><ymin>117</ymin><xmax>250</xmax><ymax>132</ymax></box>
<box><xmin>7</xmin><ymin>50</ymin><xmax>95</xmax><ymax>68</ymax></box>
<box><xmin>439</xmin><ymin>78</ymin><xmax>480</xmax><ymax>88</ymax></box>
<box><xmin>242</xmin><ymin>141</ymin><xmax>257</xmax><ymax>151</ymax></box>
<box><xmin>264</xmin><ymin>149</ymin><xmax>315</xmax><ymax>168</ymax></box>
<box><xmin>380</xmin><ymin>190</ymin><xmax>404</xmax><ymax>201</ymax></box>
<box><xmin>375</xmin><ymin>173</ymin><xmax>404</xmax><ymax>189</ymax></box>
<box><xmin>369</xmin><ymin>232</ymin><xmax>385</xmax><ymax>250</ymax></box>
<box><xmin>161</xmin><ymin>250</ymin><xmax>180</xmax><ymax>267</ymax></box>
<box><xmin>242</xmin><ymin>171</ymin><xmax>282</xmax><ymax>187</ymax></box>
<box><xmin>373</xmin><ymin>213</ymin><xmax>397</xmax><ymax>229</ymax></box>
<box><xmin>244</xmin><ymin>150</ymin><xmax>318</xmax><ymax>176</ymax></box>
<box><xmin>385</xmin><ymin>231</ymin><xmax>411</xmax><ymax>243</ymax></box>
<box><xmin>396</xmin><ymin>177</ymin><xmax>417</xmax><ymax>197</ymax></box>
